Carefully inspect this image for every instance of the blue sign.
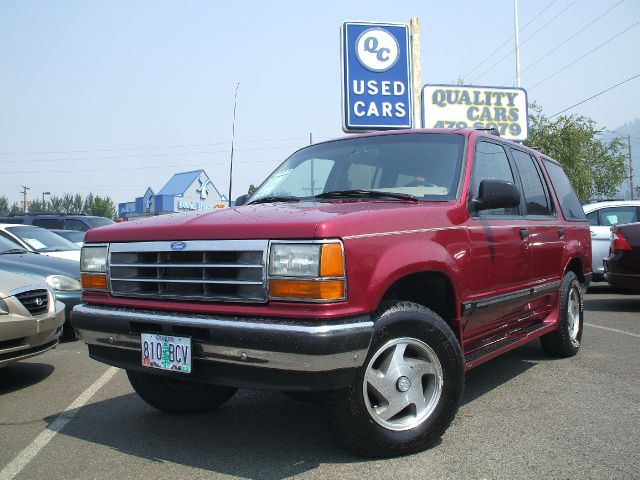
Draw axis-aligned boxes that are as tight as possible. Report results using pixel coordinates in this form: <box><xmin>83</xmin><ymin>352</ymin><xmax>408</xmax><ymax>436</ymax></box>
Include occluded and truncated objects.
<box><xmin>341</xmin><ymin>22</ymin><xmax>412</xmax><ymax>132</ymax></box>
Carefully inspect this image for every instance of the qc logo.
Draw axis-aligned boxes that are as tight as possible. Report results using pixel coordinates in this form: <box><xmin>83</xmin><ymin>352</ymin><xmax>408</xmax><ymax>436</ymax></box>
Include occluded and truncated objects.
<box><xmin>355</xmin><ymin>28</ymin><xmax>399</xmax><ymax>72</ymax></box>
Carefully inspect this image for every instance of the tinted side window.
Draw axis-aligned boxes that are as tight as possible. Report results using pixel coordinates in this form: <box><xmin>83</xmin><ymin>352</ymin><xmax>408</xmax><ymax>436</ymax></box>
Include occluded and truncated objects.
<box><xmin>32</xmin><ymin>218</ymin><xmax>62</xmax><ymax>229</ymax></box>
<box><xmin>598</xmin><ymin>207</ymin><xmax>638</xmax><ymax>226</ymax></box>
<box><xmin>511</xmin><ymin>149</ymin><xmax>551</xmax><ymax>216</ymax></box>
<box><xmin>64</xmin><ymin>218</ymin><xmax>90</xmax><ymax>232</ymax></box>
<box><xmin>542</xmin><ymin>159</ymin><xmax>586</xmax><ymax>221</ymax></box>
<box><xmin>586</xmin><ymin>211</ymin><xmax>598</xmax><ymax>226</ymax></box>
<box><xmin>472</xmin><ymin>142</ymin><xmax>519</xmax><ymax>216</ymax></box>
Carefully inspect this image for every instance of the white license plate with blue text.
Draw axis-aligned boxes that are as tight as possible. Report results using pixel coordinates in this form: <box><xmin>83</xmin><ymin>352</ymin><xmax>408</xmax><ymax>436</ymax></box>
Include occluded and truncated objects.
<box><xmin>141</xmin><ymin>333</ymin><xmax>191</xmax><ymax>374</ymax></box>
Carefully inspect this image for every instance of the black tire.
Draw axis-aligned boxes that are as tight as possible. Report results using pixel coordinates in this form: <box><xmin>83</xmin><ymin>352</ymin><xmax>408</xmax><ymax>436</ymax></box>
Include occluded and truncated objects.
<box><xmin>127</xmin><ymin>370</ymin><xmax>237</xmax><ymax>414</ymax></box>
<box><xmin>323</xmin><ymin>301</ymin><xmax>464</xmax><ymax>457</ymax></box>
<box><xmin>540</xmin><ymin>271</ymin><xmax>583</xmax><ymax>357</ymax></box>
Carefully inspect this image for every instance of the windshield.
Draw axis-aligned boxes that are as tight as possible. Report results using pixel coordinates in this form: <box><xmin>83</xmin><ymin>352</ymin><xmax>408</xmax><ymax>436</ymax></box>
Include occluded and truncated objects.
<box><xmin>250</xmin><ymin>133</ymin><xmax>466</xmax><ymax>203</ymax></box>
<box><xmin>0</xmin><ymin>235</ymin><xmax>25</xmax><ymax>253</ymax></box>
<box><xmin>7</xmin><ymin>226</ymin><xmax>80</xmax><ymax>253</ymax></box>
<box><xmin>84</xmin><ymin>217</ymin><xmax>114</xmax><ymax>228</ymax></box>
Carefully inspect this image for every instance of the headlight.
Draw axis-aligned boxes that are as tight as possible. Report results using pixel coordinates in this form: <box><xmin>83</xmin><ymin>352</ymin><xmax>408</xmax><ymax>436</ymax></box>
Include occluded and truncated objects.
<box><xmin>81</xmin><ymin>246</ymin><xmax>108</xmax><ymax>272</ymax></box>
<box><xmin>46</xmin><ymin>275</ymin><xmax>81</xmax><ymax>291</ymax></box>
<box><xmin>0</xmin><ymin>298</ymin><xmax>8</xmax><ymax>315</ymax></box>
<box><xmin>80</xmin><ymin>245</ymin><xmax>108</xmax><ymax>291</ymax></box>
<box><xmin>268</xmin><ymin>241</ymin><xmax>346</xmax><ymax>302</ymax></box>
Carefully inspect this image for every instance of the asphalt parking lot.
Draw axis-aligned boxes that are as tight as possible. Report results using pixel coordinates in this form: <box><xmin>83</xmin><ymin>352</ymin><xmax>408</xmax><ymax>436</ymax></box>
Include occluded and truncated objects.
<box><xmin>1</xmin><ymin>284</ymin><xmax>638</xmax><ymax>480</ymax></box>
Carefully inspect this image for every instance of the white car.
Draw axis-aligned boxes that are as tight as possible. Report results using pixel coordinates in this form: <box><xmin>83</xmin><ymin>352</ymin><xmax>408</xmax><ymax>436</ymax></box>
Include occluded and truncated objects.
<box><xmin>0</xmin><ymin>269</ymin><xmax>65</xmax><ymax>367</ymax></box>
<box><xmin>583</xmin><ymin>200</ymin><xmax>640</xmax><ymax>280</ymax></box>
<box><xmin>0</xmin><ymin>224</ymin><xmax>80</xmax><ymax>261</ymax></box>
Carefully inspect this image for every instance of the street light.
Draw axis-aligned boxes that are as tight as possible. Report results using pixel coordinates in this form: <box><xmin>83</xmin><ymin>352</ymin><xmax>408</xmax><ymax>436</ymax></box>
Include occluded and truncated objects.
<box><xmin>42</xmin><ymin>191</ymin><xmax>51</xmax><ymax>210</ymax></box>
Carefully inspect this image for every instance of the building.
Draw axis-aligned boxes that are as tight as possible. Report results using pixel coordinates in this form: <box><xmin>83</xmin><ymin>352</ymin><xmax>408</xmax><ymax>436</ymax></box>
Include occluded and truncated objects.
<box><xmin>118</xmin><ymin>170</ymin><xmax>227</xmax><ymax>219</ymax></box>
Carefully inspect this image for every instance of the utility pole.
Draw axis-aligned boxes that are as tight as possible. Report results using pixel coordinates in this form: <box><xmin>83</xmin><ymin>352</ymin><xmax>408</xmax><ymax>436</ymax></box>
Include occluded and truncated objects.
<box><xmin>514</xmin><ymin>0</ymin><xmax>521</xmax><ymax>87</ymax></box>
<box><xmin>20</xmin><ymin>185</ymin><xmax>30</xmax><ymax>213</ymax></box>
<box><xmin>227</xmin><ymin>82</ymin><xmax>239</xmax><ymax>206</ymax></box>
<box><xmin>410</xmin><ymin>17</ymin><xmax>421</xmax><ymax>128</ymax></box>
<box><xmin>629</xmin><ymin>135</ymin><xmax>635</xmax><ymax>200</ymax></box>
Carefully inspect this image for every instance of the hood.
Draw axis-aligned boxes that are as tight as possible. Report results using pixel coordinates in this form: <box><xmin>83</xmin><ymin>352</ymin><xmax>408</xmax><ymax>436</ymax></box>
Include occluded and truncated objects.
<box><xmin>41</xmin><ymin>250</ymin><xmax>82</xmax><ymax>262</ymax></box>
<box><xmin>0</xmin><ymin>269</ymin><xmax>47</xmax><ymax>299</ymax></box>
<box><xmin>85</xmin><ymin>201</ymin><xmax>460</xmax><ymax>243</ymax></box>
<box><xmin>0</xmin><ymin>252</ymin><xmax>80</xmax><ymax>280</ymax></box>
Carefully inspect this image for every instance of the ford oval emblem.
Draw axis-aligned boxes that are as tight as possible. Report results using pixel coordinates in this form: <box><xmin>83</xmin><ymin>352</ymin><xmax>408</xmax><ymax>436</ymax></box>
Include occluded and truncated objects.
<box><xmin>170</xmin><ymin>241</ymin><xmax>187</xmax><ymax>251</ymax></box>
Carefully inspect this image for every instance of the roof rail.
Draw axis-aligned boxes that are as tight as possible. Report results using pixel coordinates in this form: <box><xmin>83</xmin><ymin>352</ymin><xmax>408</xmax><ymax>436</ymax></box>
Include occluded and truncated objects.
<box><xmin>475</xmin><ymin>127</ymin><xmax>500</xmax><ymax>137</ymax></box>
<box><xmin>531</xmin><ymin>146</ymin><xmax>544</xmax><ymax>153</ymax></box>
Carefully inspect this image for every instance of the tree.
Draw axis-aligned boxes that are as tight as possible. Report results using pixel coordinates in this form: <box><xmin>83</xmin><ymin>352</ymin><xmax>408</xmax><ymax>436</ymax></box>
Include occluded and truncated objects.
<box><xmin>248</xmin><ymin>184</ymin><xmax>257</xmax><ymax>195</ymax></box>
<box><xmin>0</xmin><ymin>196</ymin><xmax>9</xmax><ymax>216</ymax></box>
<box><xmin>86</xmin><ymin>195</ymin><xmax>116</xmax><ymax>219</ymax></box>
<box><xmin>9</xmin><ymin>202</ymin><xmax>22</xmax><ymax>215</ymax></box>
<box><xmin>525</xmin><ymin>104</ymin><xmax>627</xmax><ymax>202</ymax></box>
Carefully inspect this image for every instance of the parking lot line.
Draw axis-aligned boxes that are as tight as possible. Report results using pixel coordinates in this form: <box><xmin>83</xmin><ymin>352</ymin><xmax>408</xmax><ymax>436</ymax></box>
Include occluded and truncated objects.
<box><xmin>585</xmin><ymin>322</ymin><xmax>640</xmax><ymax>338</ymax></box>
<box><xmin>0</xmin><ymin>366</ymin><xmax>118</xmax><ymax>480</ymax></box>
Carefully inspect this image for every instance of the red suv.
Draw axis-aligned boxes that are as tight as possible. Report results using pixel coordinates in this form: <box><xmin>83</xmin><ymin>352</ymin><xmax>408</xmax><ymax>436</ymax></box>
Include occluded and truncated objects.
<box><xmin>72</xmin><ymin>129</ymin><xmax>592</xmax><ymax>457</ymax></box>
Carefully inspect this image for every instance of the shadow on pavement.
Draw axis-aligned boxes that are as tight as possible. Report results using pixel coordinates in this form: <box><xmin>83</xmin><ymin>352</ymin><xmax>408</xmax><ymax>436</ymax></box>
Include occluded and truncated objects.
<box><xmin>0</xmin><ymin>362</ymin><xmax>55</xmax><ymax>395</ymax></box>
<box><xmin>42</xmin><ymin>342</ymin><xmax>558</xmax><ymax>479</ymax></box>
<box><xmin>584</xmin><ymin>296</ymin><xmax>640</xmax><ymax>313</ymax></box>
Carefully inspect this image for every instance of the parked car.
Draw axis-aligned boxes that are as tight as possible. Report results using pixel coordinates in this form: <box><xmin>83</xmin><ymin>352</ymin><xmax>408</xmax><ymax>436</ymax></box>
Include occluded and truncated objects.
<box><xmin>604</xmin><ymin>222</ymin><xmax>640</xmax><ymax>291</ymax></box>
<box><xmin>50</xmin><ymin>229</ymin><xmax>85</xmax><ymax>247</ymax></box>
<box><xmin>0</xmin><ymin>235</ymin><xmax>81</xmax><ymax>339</ymax></box>
<box><xmin>583</xmin><ymin>200</ymin><xmax>640</xmax><ymax>280</ymax></box>
<box><xmin>73</xmin><ymin>129</ymin><xmax>591</xmax><ymax>457</ymax></box>
<box><xmin>0</xmin><ymin>224</ymin><xmax>80</xmax><ymax>261</ymax></box>
<box><xmin>0</xmin><ymin>269</ymin><xmax>65</xmax><ymax>367</ymax></box>
<box><xmin>0</xmin><ymin>213</ymin><xmax>114</xmax><ymax>232</ymax></box>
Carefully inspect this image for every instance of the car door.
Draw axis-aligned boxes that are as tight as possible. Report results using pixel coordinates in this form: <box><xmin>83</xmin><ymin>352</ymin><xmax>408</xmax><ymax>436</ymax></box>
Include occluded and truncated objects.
<box><xmin>589</xmin><ymin>206</ymin><xmax>639</xmax><ymax>277</ymax></box>
<box><xmin>464</xmin><ymin>140</ymin><xmax>530</xmax><ymax>340</ymax></box>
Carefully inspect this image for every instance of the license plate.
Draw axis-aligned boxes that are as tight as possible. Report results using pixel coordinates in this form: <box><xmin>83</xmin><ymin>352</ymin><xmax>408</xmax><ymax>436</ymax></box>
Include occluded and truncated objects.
<box><xmin>141</xmin><ymin>333</ymin><xmax>191</xmax><ymax>374</ymax></box>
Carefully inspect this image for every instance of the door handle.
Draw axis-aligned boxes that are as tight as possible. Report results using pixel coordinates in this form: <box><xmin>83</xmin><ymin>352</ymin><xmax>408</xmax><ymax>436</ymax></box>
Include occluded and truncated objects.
<box><xmin>519</xmin><ymin>228</ymin><xmax>529</xmax><ymax>240</ymax></box>
<box><xmin>558</xmin><ymin>228</ymin><xmax>564</xmax><ymax>238</ymax></box>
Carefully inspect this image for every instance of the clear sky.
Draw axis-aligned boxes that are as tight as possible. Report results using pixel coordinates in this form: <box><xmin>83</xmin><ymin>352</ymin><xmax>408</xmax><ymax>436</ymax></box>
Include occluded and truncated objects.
<box><xmin>1</xmin><ymin>0</ymin><xmax>638</xmax><ymax>206</ymax></box>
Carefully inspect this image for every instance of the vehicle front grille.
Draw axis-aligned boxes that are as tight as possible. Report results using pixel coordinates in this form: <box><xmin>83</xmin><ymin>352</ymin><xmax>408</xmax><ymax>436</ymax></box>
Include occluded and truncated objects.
<box><xmin>108</xmin><ymin>240</ymin><xmax>268</xmax><ymax>303</ymax></box>
<box><xmin>15</xmin><ymin>289</ymin><xmax>49</xmax><ymax>316</ymax></box>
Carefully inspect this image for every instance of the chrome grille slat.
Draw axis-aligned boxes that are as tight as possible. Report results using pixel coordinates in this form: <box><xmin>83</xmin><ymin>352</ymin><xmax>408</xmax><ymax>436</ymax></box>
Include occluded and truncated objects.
<box><xmin>108</xmin><ymin>240</ymin><xmax>269</xmax><ymax>303</ymax></box>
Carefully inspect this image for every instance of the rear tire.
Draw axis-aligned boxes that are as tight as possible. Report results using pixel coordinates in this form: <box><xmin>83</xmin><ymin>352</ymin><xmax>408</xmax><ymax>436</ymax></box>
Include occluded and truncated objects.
<box><xmin>323</xmin><ymin>301</ymin><xmax>464</xmax><ymax>457</ymax></box>
<box><xmin>127</xmin><ymin>370</ymin><xmax>237</xmax><ymax>414</ymax></box>
<box><xmin>540</xmin><ymin>271</ymin><xmax>583</xmax><ymax>357</ymax></box>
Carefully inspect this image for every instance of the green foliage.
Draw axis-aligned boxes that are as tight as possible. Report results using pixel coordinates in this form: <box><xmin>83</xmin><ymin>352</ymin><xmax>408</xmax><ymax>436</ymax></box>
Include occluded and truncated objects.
<box><xmin>525</xmin><ymin>103</ymin><xmax>627</xmax><ymax>202</ymax></box>
<box><xmin>13</xmin><ymin>192</ymin><xmax>117</xmax><ymax>219</ymax></box>
<box><xmin>0</xmin><ymin>196</ymin><xmax>9</xmax><ymax>216</ymax></box>
<box><xmin>248</xmin><ymin>184</ymin><xmax>257</xmax><ymax>195</ymax></box>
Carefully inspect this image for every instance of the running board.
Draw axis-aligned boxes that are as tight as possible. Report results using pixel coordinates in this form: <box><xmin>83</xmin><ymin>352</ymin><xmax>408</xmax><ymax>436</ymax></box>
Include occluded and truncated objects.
<box><xmin>464</xmin><ymin>322</ymin><xmax>557</xmax><ymax>370</ymax></box>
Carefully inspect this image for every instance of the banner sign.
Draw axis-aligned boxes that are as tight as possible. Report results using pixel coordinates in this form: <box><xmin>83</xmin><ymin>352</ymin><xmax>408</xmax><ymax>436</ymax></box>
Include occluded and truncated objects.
<box><xmin>421</xmin><ymin>84</ymin><xmax>528</xmax><ymax>141</ymax></box>
<box><xmin>341</xmin><ymin>22</ymin><xmax>412</xmax><ymax>132</ymax></box>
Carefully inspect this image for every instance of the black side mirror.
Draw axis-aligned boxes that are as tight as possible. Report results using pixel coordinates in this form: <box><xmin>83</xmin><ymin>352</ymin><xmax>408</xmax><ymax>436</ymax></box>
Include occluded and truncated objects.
<box><xmin>472</xmin><ymin>180</ymin><xmax>521</xmax><ymax>212</ymax></box>
<box><xmin>234</xmin><ymin>194</ymin><xmax>250</xmax><ymax>207</ymax></box>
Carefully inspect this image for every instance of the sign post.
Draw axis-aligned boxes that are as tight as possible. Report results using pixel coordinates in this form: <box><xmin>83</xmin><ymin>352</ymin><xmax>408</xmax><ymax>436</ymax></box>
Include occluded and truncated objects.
<box><xmin>341</xmin><ymin>22</ymin><xmax>412</xmax><ymax>132</ymax></box>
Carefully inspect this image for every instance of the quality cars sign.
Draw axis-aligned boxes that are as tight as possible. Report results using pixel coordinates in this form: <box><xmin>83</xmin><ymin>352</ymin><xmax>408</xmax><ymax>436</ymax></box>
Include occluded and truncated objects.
<box><xmin>422</xmin><ymin>84</ymin><xmax>529</xmax><ymax>141</ymax></box>
<box><xmin>341</xmin><ymin>22</ymin><xmax>412</xmax><ymax>132</ymax></box>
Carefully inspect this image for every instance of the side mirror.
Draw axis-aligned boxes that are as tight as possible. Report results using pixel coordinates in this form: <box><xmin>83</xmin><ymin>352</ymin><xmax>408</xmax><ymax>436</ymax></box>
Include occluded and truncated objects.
<box><xmin>234</xmin><ymin>194</ymin><xmax>250</xmax><ymax>207</ymax></box>
<box><xmin>472</xmin><ymin>180</ymin><xmax>520</xmax><ymax>212</ymax></box>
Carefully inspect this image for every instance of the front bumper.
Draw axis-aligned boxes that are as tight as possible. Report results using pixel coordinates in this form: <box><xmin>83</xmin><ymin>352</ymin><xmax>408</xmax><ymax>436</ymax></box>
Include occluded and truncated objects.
<box><xmin>72</xmin><ymin>304</ymin><xmax>374</xmax><ymax>391</ymax></box>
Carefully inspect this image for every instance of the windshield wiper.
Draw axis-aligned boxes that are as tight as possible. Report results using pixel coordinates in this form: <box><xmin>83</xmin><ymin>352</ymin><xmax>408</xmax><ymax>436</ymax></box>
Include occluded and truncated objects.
<box><xmin>315</xmin><ymin>189</ymin><xmax>419</xmax><ymax>202</ymax></box>
<box><xmin>0</xmin><ymin>248</ymin><xmax>29</xmax><ymax>255</ymax></box>
<box><xmin>248</xmin><ymin>195</ymin><xmax>301</xmax><ymax>205</ymax></box>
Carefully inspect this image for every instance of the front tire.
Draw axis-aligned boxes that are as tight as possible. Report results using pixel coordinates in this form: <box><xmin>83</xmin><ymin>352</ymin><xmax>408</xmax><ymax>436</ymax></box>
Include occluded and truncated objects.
<box><xmin>323</xmin><ymin>302</ymin><xmax>464</xmax><ymax>457</ymax></box>
<box><xmin>540</xmin><ymin>271</ymin><xmax>583</xmax><ymax>357</ymax></box>
<box><xmin>127</xmin><ymin>370</ymin><xmax>237</xmax><ymax>414</ymax></box>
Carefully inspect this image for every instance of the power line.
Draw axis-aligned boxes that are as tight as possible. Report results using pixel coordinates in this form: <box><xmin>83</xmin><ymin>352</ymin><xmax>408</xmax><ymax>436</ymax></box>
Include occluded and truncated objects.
<box><xmin>549</xmin><ymin>73</ymin><xmax>640</xmax><ymax>117</ymax></box>
<box><xmin>529</xmin><ymin>21</ymin><xmax>639</xmax><ymax>90</ymax></box>
<box><xmin>0</xmin><ymin>135</ymin><xmax>307</xmax><ymax>156</ymax></box>
<box><xmin>472</xmin><ymin>0</ymin><xmax>578</xmax><ymax>83</ymax></box>
<box><xmin>461</xmin><ymin>0</ymin><xmax>560</xmax><ymax>80</ymax></box>
<box><xmin>504</xmin><ymin>0</ymin><xmax>625</xmax><ymax>84</ymax></box>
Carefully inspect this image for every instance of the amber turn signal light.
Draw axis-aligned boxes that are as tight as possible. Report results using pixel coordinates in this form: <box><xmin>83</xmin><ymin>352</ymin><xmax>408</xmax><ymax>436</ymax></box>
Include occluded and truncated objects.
<box><xmin>270</xmin><ymin>279</ymin><xmax>345</xmax><ymax>301</ymax></box>
<box><xmin>81</xmin><ymin>273</ymin><xmax>108</xmax><ymax>290</ymax></box>
<box><xmin>320</xmin><ymin>243</ymin><xmax>345</xmax><ymax>277</ymax></box>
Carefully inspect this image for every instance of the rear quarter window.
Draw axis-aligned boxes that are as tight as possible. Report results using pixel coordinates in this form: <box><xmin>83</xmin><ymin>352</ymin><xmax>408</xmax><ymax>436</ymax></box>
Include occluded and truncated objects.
<box><xmin>542</xmin><ymin>159</ymin><xmax>586</xmax><ymax>221</ymax></box>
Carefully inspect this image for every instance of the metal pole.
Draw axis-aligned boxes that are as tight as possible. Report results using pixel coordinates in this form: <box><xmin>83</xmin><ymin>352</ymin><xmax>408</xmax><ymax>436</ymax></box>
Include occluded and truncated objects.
<box><xmin>20</xmin><ymin>186</ymin><xmax>30</xmax><ymax>213</ymax></box>
<box><xmin>514</xmin><ymin>0</ymin><xmax>521</xmax><ymax>87</ymax></box>
<box><xmin>629</xmin><ymin>135</ymin><xmax>635</xmax><ymax>200</ymax></box>
<box><xmin>228</xmin><ymin>82</ymin><xmax>239</xmax><ymax>206</ymax></box>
